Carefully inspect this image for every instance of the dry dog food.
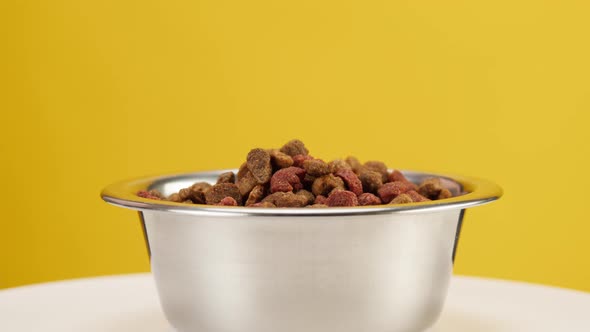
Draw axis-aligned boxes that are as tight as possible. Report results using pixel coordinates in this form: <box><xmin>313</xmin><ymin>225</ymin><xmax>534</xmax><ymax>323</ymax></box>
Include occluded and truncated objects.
<box><xmin>137</xmin><ymin>139</ymin><xmax>455</xmax><ymax>207</ymax></box>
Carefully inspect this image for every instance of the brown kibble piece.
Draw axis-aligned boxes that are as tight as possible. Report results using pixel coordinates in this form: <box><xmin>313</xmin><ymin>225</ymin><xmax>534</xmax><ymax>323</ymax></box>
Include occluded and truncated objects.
<box><xmin>311</xmin><ymin>174</ymin><xmax>345</xmax><ymax>196</ymax></box>
<box><xmin>296</xmin><ymin>189</ymin><xmax>315</xmax><ymax>205</ymax></box>
<box><xmin>358</xmin><ymin>193</ymin><xmax>382</xmax><ymax>206</ymax></box>
<box><xmin>237</xmin><ymin>162</ymin><xmax>249</xmax><ymax>180</ymax></box>
<box><xmin>406</xmin><ymin>190</ymin><xmax>430</xmax><ymax>202</ymax></box>
<box><xmin>262</xmin><ymin>192</ymin><xmax>308</xmax><ymax>207</ymax></box>
<box><xmin>364</xmin><ymin>161</ymin><xmax>389</xmax><ymax>182</ymax></box>
<box><xmin>335</xmin><ymin>169</ymin><xmax>363</xmax><ymax>196</ymax></box>
<box><xmin>250</xmin><ymin>201</ymin><xmax>276</xmax><ymax>208</ymax></box>
<box><xmin>178</xmin><ymin>188</ymin><xmax>192</xmax><ymax>201</ymax></box>
<box><xmin>359</xmin><ymin>170</ymin><xmax>383</xmax><ymax>194</ymax></box>
<box><xmin>205</xmin><ymin>183</ymin><xmax>242</xmax><ymax>205</ymax></box>
<box><xmin>268</xmin><ymin>149</ymin><xmax>294</xmax><ymax>169</ymax></box>
<box><xmin>303</xmin><ymin>173</ymin><xmax>317</xmax><ymax>187</ymax></box>
<box><xmin>186</xmin><ymin>188</ymin><xmax>206</xmax><ymax>203</ymax></box>
<box><xmin>303</xmin><ymin>159</ymin><xmax>330</xmax><ymax>177</ymax></box>
<box><xmin>326</xmin><ymin>190</ymin><xmax>359</xmax><ymax>207</ymax></box>
<box><xmin>245</xmin><ymin>185</ymin><xmax>266</xmax><ymax>206</ymax></box>
<box><xmin>438</xmin><ymin>188</ymin><xmax>453</xmax><ymax>199</ymax></box>
<box><xmin>168</xmin><ymin>193</ymin><xmax>182</xmax><ymax>202</ymax></box>
<box><xmin>418</xmin><ymin>178</ymin><xmax>445</xmax><ymax>200</ymax></box>
<box><xmin>378</xmin><ymin>181</ymin><xmax>414</xmax><ymax>203</ymax></box>
<box><xmin>217</xmin><ymin>197</ymin><xmax>238</xmax><ymax>206</ymax></box>
<box><xmin>270</xmin><ymin>166</ymin><xmax>306</xmax><ymax>193</ymax></box>
<box><xmin>178</xmin><ymin>187</ymin><xmax>205</xmax><ymax>204</ymax></box>
<box><xmin>388</xmin><ymin>170</ymin><xmax>409</xmax><ymax>183</ymax></box>
<box><xmin>247</xmin><ymin>148</ymin><xmax>272</xmax><ymax>184</ymax></box>
<box><xmin>216</xmin><ymin>172</ymin><xmax>235</xmax><ymax>184</ymax></box>
<box><xmin>314</xmin><ymin>195</ymin><xmax>327</xmax><ymax>205</ymax></box>
<box><xmin>345</xmin><ymin>156</ymin><xmax>363</xmax><ymax>174</ymax></box>
<box><xmin>328</xmin><ymin>159</ymin><xmax>352</xmax><ymax>173</ymax></box>
<box><xmin>237</xmin><ymin>170</ymin><xmax>258</xmax><ymax>196</ymax></box>
<box><xmin>190</xmin><ymin>182</ymin><xmax>212</xmax><ymax>191</ymax></box>
<box><xmin>280</xmin><ymin>139</ymin><xmax>309</xmax><ymax>157</ymax></box>
<box><xmin>292</xmin><ymin>154</ymin><xmax>314</xmax><ymax>168</ymax></box>
<box><xmin>187</xmin><ymin>182</ymin><xmax>212</xmax><ymax>204</ymax></box>
<box><xmin>390</xmin><ymin>193</ymin><xmax>413</xmax><ymax>204</ymax></box>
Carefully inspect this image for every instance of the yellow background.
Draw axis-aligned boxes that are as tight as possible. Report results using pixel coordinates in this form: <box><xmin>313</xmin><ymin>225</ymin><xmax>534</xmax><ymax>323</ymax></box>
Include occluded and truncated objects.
<box><xmin>2</xmin><ymin>1</ymin><xmax>589</xmax><ymax>291</ymax></box>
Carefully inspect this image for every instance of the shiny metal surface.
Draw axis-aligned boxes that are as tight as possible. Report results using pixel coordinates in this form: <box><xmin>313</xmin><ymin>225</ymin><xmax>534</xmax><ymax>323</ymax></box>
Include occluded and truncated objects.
<box><xmin>102</xmin><ymin>170</ymin><xmax>502</xmax><ymax>332</ymax></box>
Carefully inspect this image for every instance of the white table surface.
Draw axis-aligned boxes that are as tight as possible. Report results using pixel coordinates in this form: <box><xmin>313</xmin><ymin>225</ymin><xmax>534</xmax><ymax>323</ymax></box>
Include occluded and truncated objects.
<box><xmin>1</xmin><ymin>274</ymin><xmax>589</xmax><ymax>331</ymax></box>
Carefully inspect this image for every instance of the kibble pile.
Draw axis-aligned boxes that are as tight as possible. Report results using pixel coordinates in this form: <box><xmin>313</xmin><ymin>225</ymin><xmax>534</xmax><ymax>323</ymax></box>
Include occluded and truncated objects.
<box><xmin>137</xmin><ymin>139</ymin><xmax>453</xmax><ymax>207</ymax></box>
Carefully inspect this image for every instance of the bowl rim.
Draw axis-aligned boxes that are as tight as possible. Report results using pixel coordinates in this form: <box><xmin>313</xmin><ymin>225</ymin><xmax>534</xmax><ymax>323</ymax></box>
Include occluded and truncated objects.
<box><xmin>101</xmin><ymin>169</ymin><xmax>502</xmax><ymax>217</ymax></box>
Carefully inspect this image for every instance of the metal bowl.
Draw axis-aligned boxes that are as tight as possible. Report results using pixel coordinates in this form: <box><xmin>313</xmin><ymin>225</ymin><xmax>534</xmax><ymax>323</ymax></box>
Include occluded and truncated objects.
<box><xmin>102</xmin><ymin>170</ymin><xmax>502</xmax><ymax>332</ymax></box>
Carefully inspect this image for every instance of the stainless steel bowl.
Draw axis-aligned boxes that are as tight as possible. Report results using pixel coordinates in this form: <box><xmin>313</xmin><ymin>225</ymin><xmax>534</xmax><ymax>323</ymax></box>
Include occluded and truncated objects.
<box><xmin>102</xmin><ymin>170</ymin><xmax>502</xmax><ymax>332</ymax></box>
